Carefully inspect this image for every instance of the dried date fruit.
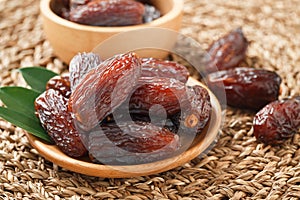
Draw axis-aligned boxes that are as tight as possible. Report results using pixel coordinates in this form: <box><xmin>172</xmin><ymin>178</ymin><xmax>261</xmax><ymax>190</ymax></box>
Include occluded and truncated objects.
<box><xmin>88</xmin><ymin>121</ymin><xmax>179</xmax><ymax>164</ymax></box>
<box><xmin>253</xmin><ymin>97</ymin><xmax>300</xmax><ymax>145</ymax></box>
<box><xmin>128</xmin><ymin>77</ymin><xmax>189</xmax><ymax>116</ymax></box>
<box><xmin>141</xmin><ymin>58</ymin><xmax>189</xmax><ymax>83</ymax></box>
<box><xmin>128</xmin><ymin>78</ymin><xmax>211</xmax><ymax>134</ymax></box>
<box><xmin>132</xmin><ymin>114</ymin><xmax>179</xmax><ymax>133</ymax></box>
<box><xmin>105</xmin><ymin>109</ymin><xmax>179</xmax><ymax>133</ymax></box>
<box><xmin>206</xmin><ymin>28</ymin><xmax>248</xmax><ymax>74</ymax></box>
<box><xmin>185</xmin><ymin>85</ymin><xmax>211</xmax><ymax>132</ymax></box>
<box><xmin>69</xmin><ymin>52</ymin><xmax>102</xmax><ymax>91</ymax></box>
<box><xmin>172</xmin><ymin>85</ymin><xmax>212</xmax><ymax>134</ymax></box>
<box><xmin>69</xmin><ymin>52</ymin><xmax>141</xmax><ymax>131</ymax></box>
<box><xmin>46</xmin><ymin>74</ymin><xmax>71</xmax><ymax>98</ymax></box>
<box><xmin>69</xmin><ymin>0</ymin><xmax>145</xmax><ymax>26</ymax></box>
<box><xmin>102</xmin><ymin>121</ymin><xmax>178</xmax><ymax>153</ymax></box>
<box><xmin>206</xmin><ymin>67</ymin><xmax>282</xmax><ymax>110</ymax></box>
<box><xmin>35</xmin><ymin>89</ymin><xmax>87</xmax><ymax>157</ymax></box>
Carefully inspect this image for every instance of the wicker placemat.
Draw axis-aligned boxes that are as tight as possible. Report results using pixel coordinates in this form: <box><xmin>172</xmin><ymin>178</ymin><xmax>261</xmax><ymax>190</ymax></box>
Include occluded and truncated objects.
<box><xmin>0</xmin><ymin>0</ymin><xmax>299</xmax><ymax>199</ymax></box>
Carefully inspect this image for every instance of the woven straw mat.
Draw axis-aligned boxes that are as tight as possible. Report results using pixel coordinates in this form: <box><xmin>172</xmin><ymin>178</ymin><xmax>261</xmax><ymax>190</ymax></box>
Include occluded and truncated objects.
<box><xmin>0</xmin><ymin>0</ymin><xmax>300</xmax><ymax>199</ymax></box>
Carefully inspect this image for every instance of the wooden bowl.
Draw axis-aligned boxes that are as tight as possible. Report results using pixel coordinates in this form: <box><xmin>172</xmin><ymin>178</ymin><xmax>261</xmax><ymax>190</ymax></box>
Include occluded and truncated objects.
<box><xmin>40</xmin><ymin>0</ymin><xmax>184</xmax><ymax>64</ymax></box>
<box><xmin>25</xmin><ymin>78</ymin><xmax>222</xmax><ymax>178</ymax></box>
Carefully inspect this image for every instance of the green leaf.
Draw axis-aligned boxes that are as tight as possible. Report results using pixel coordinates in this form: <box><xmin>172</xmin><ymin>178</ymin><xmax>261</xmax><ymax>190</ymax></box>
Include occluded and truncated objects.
<box><xmin>18</xmin><ymin>67</ymin><xmax>58</xmax><ymax>93</ymax></box>
<box><xmin>0</xmin><ymin>107</ymin><xmax>52</xmax><ymax>143</ymax></box>
<box><xmin>0</xmin><ymin>87</ymin><xmax>40</xmax><ymax>114</ymax></box>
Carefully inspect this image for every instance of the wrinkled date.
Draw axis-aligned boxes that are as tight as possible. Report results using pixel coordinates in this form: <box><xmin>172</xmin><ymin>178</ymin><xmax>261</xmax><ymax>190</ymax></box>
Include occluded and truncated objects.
<box><xmin>35</xmin><ymin>89</ymin><xmax>87</xmax><ymax>157</ymax></box>
<box><xmin>128</xmin><ymin>77</ymin><xmax>189</xmax><ymax>116</ymax></box>
<box><xmin>172</xmin><ymin>85</ymin><xmax>212</xmax><ymax>134</ymax></box>
<box><xmin>253</xmin><ymin>97</ymin><xmax>300</xmax><ymax>145</ymax></box>
<box><xmin>206</xmin><ymin>67</ymin><xmax>282</xmax><ymax>110</ymax></box>
<box><xmin>141</xmin><ymin>58</ymin><xmax>189</xmax><ymax>83</ymax></box>
<box><xmin>206</xmin><ymin>28</ymin><xmax>248</xmax><ymax>74</ymax></box>
<box><xmin>46</xmin><ymin>74</ymin><xmax>71</xmax><ymax>98</ymax></box>
<box><xmin>106</xmin><ymin>112</ymin><xmax>179</xmax><ymax>134</ymax></box>
<box><xmin>101</xmin><ymin>121</ymin><xmax>178</xmax><ymax>153</ymax></box>
<box><xmin>69</xmin><ymin>0</ymin><xmax>145</xmax><ymax>26</ymax></box>
<box><xmin>88</xmin><ymin>121</ymin><xmax>179</xmax><ymax>164</ymax></box>
<box><xmin>185</xmin><ymin>85</ymin><xmax>211</xmax><ymax>132</ymax></box>
<box><xmin>103</xmin><ymin>76</ymin><xmax>211</xmax><ymax>136</ymax></box>
<box><xmin>69</xmin><ymin>52</ymin><xmax>102</xmax><ymax>91</ymax></box>
<box><xmin>69</xmin><ymin>52</ymin><xmax>141</xmax><ymax>131</ymax></box>
<box><xmin>128</xmin><ymin>79</ymin><xmax>211</xmax><ymax>134</ymax></box>
<box><xmin>131</xmin><ymin>114</ymin><xmax>179</xmax><ymax>133</ymax></box>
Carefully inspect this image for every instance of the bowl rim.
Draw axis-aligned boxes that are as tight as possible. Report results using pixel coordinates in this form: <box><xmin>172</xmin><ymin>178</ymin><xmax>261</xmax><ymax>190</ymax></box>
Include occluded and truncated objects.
<box><xmin>40</xmin><ymin>0</ymin><xmax>184</xmax><ymax>32</ymax></box>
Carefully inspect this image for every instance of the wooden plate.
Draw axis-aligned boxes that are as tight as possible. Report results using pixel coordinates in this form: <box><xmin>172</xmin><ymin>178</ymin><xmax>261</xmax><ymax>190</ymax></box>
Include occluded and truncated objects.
<box><xmin>25</xmin><ymin>78</ymin><xmax>222</xmax><ymax>178</ymax></box>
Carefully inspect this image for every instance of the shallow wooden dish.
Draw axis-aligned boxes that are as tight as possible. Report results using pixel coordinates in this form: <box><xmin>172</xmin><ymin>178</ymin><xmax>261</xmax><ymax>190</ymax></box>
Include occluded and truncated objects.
<box><xmin>25</xmin><ymin>78</ymin><xmax>222</xmax><ymax>178</ymax></box>
<box><xmin>40</xmin><ymin>0</ymin><xmax>184</xmax><ymax>64</ymax></box>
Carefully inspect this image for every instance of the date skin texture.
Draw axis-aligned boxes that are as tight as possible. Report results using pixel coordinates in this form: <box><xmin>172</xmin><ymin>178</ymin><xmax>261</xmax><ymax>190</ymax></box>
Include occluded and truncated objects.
<box><xmin>171</xmin><ymin>85</ymin><xmax>212</xmax><ymax>134</ymax></box>
<box><xmin>88</xmin><ymin>121</ymin><xmax>179</xmax><ymax>164</ymax></box>
<box><xmin>206</xmin><ymin>28</ymin><xmax>248</xmax><ymax>74</ymax></box>
<box><xmin>69</xmin><ymin>0</ymin><xmax>145</xmax><ymax>26</ymax></box>
<box><xmin>69</xmin><ymin>52</ymin><xmax>141</xmax><ymax>131</ymax></box>
<box><xmin>35</xmin><ymin>89</ymin><xmax>87</xmax><ymax>157</ymax></box>
<box><xmin>128</xmin><ymin>79</ymin><xmax>211</xmax><ymax>134</ymax></box>
<box><xmin>129</xmin><ymin>77</ymin><xmax>190</xmax><ymax>116</ymax></box>
<box><xmin>141</xmin><ymin>58</ymin><xmax>189</xmax><ymax>83</ymax></box>
<box><xmin>253</xmin><ymin>97</ymin><xmax>300</xmax><ymax>145</ymax></box>
<box><xmin>206</xmin><ymin>67</ymin><xmax>282</xmax><ymax>110</ymax></box>
<box><xmin>69</xmin><ymin>52</ymin><xmax>102</xmax><ymax>91</ymax></box>
<box><xmin>46</xmin><ymin>74</ymin><xmax>71</xmax><ymax>98</ymax></box>
<box><xmin>185</xmin><ymin>85</ymin><xmax>211</xmax><ymax>132</ymax></box>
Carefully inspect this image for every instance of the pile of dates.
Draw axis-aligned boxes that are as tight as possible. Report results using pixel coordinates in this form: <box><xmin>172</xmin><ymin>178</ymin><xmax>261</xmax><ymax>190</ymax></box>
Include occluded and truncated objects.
<box><xmin>34</xmin><ymin>27</ymin><xmax>299</xmax><ymax>163</ymax></box>
<box><xmin>57</xmin><ymin>0</ymin><xmax>161</xmax><ymax>26</ymax></box>
<box><xmin>204</xmin><ymin>28</ymin><xmax>300</xmax><ymax>145</ymax></box>
<box><xmin>35</xmin><ymin>52</ymin><xmax>212</xmax><ymax>164</ymax></box>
